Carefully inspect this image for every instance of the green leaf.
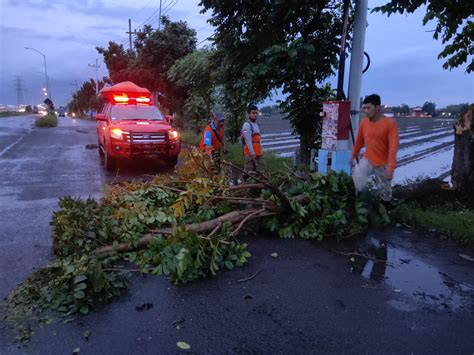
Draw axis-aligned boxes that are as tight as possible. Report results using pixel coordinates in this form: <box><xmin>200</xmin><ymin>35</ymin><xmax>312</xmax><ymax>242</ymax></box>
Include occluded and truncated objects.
<box><xmin>75</xmin><ymin>283</ymin><xmax>87</xmax><ymax>291</ymax></box>
<box><xmin>73</xmin><ymin>275</ymin><xmax>87</xmax><ymax>284</ymax></box>
<box><xmin>83</xmin><ymin>329</ymin><xmax>91</xmax><ymax>339</ymax></box>
<box><xmin>270</xmin><ymin>252</ymin><xmax>278</xmax><ymax>258</ymax></box>
<box><xmin>74</xmin><ymin>290</ymin><xmax>85</xmax><ymax>299</ymax></box>
<box><xmin>79</xmin><ymin>305</ymin><xmax>89</xmax><ymax>315</ymax></box>
<box><xmin>72</xmin><ymin>347</ymin><xmax>81</xmax><ymax>354</ymax></box>
<box><xmin>177</xmin><ymin>341</ymin><xmax>191</xmax><ymax>350</ymax></box>
<box><xmin>224</xmin><ymin>260</ymin><xmax>234</xmax><ymax>270</ymax></box>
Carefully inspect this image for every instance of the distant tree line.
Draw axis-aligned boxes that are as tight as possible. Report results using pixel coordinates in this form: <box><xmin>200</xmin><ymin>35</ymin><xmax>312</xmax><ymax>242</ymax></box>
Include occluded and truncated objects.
<box><xmin>392</xmin><ymin>102</ymin><xmax>471</xmax><ymax>118</ymax></box>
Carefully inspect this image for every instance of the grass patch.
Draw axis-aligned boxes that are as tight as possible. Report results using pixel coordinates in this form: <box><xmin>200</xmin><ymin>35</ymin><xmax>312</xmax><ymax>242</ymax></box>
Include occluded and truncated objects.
<box><xmin>181</xmin><ymin>130</ymin><xmax>293</xmax><ymax>174</ymax></box>
<box><xmin>35</xmin><ymin>114</ymin><xmax>58</xmax><ymax>127</ymax></box>
<box><xmin>0</xmin><ymin>111</ymin><xmax>31</xmax><ymax>118</ymax></box>
<box><xmin>391</xmin><ymin>202</ymin><xmax>474</xmax><ymax>246</ymax></box>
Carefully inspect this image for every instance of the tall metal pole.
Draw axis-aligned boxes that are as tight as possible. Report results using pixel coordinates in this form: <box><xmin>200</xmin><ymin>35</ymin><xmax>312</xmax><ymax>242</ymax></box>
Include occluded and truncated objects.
<box><xmin>25</xmin><ymin>47</ymin><xmax>51</xmax><ymax>100</ymax></box>
<box><xmin>158</xmin><ymin>0</ymin><xmax>163</xmax><ymax>30</ymax></box>
<box><xmin>347</xmin><ymin>0</ymin><xmax>368</xmax><ymax>144</ymax></box>
<box><xmin>42</xmin><ymin>54</ymin><xmax>51</xmax><ymax>100</ymax></box>
<box><xmin>128</xmin><ymin>19</ymin><xmax>133</xmax><ymax>50</ymax></box>
<box><xmin>336</xmin><ymin>0</ymin><xmax>351</xmax><ymax>101</ymax></box>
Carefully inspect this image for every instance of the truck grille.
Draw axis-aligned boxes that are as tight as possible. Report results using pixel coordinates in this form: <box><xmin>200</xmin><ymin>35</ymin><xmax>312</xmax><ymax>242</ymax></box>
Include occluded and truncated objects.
<box><xmin>124</xmin><ymin>132</ymin><xmax>167</xmax><ymax>144</ymax></box>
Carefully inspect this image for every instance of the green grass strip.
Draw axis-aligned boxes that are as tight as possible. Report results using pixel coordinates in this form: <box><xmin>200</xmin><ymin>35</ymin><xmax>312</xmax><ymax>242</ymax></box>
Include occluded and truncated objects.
<box><xmin>392</xmin><ymin>203</ymin><xmax>474</xmax><ymax>246</ymax></box>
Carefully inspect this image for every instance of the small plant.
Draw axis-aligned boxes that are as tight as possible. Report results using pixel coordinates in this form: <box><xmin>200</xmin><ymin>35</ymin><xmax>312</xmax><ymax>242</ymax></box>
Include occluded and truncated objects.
<box><xmin>35</xmin><ymin>114</ymin><xmax>58</xmax><ymax>127</ymax></box>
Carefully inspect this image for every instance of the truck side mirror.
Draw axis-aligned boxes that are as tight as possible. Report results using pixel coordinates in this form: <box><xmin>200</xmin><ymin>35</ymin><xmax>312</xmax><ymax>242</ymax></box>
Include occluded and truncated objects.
<box><xmin>165</xmin><ymin>115</ymin><xmax>173</xmax><ymax>125</ymax></box>
<box><xmin>96</xmin><ymin>113</ymin><xmax>106</xmax><ymax>121</ymax></box>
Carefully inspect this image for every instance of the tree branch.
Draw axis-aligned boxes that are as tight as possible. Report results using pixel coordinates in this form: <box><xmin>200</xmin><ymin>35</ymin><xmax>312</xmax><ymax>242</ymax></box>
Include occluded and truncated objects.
<box><xmin>221</xmin><ymin>160</ymin><xmax>293</xmax><ymax>211</ymax></box>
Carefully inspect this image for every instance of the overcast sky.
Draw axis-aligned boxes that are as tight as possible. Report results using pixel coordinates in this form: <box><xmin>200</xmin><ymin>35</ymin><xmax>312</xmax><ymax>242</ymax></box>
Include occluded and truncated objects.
<box><xmin>0</xmin><ymin>0</ymin><xmax>472</xmax><ymax>108</ymax></box>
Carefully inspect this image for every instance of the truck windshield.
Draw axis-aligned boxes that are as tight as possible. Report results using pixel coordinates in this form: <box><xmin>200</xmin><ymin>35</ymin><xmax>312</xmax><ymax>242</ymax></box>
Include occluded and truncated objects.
<box><xmin>111</xmin><ymin>105</ymin><xmax>164</xmax><ymax>121</ymax></box>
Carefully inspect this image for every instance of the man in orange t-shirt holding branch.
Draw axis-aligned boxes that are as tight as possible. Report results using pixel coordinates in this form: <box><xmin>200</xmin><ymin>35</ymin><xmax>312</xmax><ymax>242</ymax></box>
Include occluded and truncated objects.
<box><xmin>351</xmin><ymin>94</ymin><xmax>400</xmax><ymax>201</ymax></box>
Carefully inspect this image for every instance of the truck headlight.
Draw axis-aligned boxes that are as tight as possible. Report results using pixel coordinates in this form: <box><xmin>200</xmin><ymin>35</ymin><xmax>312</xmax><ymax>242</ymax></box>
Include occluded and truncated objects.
<box><xmin>168</xmin><ymin>130</ymin><xmax>179</xmax><ymax>140</ymax></box>
<box><xmin>110</xmin><ymin>128</ymin><xmax>123</xmax><ymax>140</ymax></box>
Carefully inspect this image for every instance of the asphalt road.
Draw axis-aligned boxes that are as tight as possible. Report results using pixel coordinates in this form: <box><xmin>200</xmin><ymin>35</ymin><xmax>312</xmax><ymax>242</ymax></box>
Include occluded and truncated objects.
<box><xmin>0</xmin><ymin>115</ymin><xmax>473</xmax><ymax>354</ymax></box>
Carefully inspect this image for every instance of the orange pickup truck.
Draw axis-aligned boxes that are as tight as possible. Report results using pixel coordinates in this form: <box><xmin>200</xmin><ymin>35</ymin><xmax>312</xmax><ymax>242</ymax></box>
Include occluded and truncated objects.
<box><xmin>96</xmin><ymin>81</ymin><xmax>180</xmax><ymax>170</ymax></box>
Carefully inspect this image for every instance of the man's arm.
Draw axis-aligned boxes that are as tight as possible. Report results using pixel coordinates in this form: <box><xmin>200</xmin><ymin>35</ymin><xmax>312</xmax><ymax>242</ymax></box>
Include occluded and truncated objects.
<box><xmin>242</xmin><ymin>122</ymin><xmax>255</xmax><ymax>157</ymax></box>
<box><xmin>203</xmin><ymin>131</ymin><xmax>213</xmax><ymax>157</ymax></box>
<box><xmin>351</xmin><ymin>119</ymin><xmax>365</xmax><ymax>160</ymax></box>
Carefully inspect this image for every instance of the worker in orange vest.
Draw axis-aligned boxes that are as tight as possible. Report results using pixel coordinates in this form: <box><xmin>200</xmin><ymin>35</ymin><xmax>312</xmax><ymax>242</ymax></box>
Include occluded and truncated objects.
<box><xmin>199</xmin><ymin>113</ymin><xmax>227</xmax><ymax>172</ymax></box>
<box><xmin>241</xmin><ymin>105</ymin><xmax>262</xmax><ymax>174</ymax></box>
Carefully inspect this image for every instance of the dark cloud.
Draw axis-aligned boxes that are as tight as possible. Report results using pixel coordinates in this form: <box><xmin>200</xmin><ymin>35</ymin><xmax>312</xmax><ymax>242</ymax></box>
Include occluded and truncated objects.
<box><xmin>7</xmin><ymin>0</ymin><xmax>155</xmax><ymax>22</ymax></box>
<box><xmin>1</xmin><ymin>25</ymin><xmax>99</xmax><ymax>46</ymax></box>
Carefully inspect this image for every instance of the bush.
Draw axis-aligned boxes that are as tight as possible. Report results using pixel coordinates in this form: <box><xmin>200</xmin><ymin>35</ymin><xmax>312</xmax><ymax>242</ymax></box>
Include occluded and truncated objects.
<box><xmin>181</xmin><ymin>131</ymin><xmax>201</xmax><ymax>146</ymax></box>
<box><xmin>35</xmin><ymin>114</ymin><xmax>58</xmax><ymax>127</ymax></box>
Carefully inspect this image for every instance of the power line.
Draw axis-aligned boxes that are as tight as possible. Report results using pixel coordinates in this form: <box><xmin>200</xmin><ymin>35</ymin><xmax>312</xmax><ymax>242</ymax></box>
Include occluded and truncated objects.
<box><xmin>139</xmin><ymin>0</ymin><xmax>170</xmax><ymax>28</ymax></box>
<box><xmin>196</xmin><ymin>33</ymin><xmax>215</xmax><ymax>47</ymax></box>
<box><xmin>195</xmin><ymin>24</ymin><xmax>211</xmax><ymax>34</ymax></box>
<box><xmin>162</xmin><ymin>0</ymin><xmax>178</xmax><ymax>16</ymax></box>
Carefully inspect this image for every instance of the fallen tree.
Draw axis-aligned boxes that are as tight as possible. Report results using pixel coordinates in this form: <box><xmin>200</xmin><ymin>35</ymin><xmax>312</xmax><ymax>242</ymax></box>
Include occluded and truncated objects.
<box><xmin>4</xmin><ymin>148</ymin><xmax>385</xmax><ymax>341</ymax></box>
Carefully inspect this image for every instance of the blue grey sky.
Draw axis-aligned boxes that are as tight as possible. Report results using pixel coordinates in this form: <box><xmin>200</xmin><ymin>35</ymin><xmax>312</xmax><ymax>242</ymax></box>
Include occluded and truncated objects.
<box><xmin>0</xmin><ymin>0</ymin><xmax>472</xmax><ymax>108</ymax></box>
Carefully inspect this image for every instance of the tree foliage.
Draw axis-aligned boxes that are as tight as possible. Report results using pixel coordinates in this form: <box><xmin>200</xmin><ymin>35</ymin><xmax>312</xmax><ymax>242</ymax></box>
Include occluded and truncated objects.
<box><xmin>200</xmin><ymin>1</ymin><xmax>345</xmax><ymax>162</ymax></box>
<box><xmin>422</xmin><ymin>101</ymin><xmax>436</xmax><ymax>116</ymax></box>
<box><xmin>444</xmin><ymin>103</ymin><xmax>470</xmax><ymax>117</ymax></box>
<box><xmin>67</xmin><ymin>79</ymin><xmax>107</xmax><ymax>116</ymax></box>
<box><xmin>96</xmin><ymin>17</ymin><xmax>197</xmax><ymax>115</ymax></box>
<box><xmin>373</xmin><ymin>1</ymin><xmax>474</xmax><ymax>73</ymax></box>
<box><xmin>168</xmin><ymin>48</ymin><xmax>218</xmax><ymax>131</ymax></box>
<box><xmin>394</xmin><ymin>103</ymin><xmax>410</xmax><ymax>116</ymax></box>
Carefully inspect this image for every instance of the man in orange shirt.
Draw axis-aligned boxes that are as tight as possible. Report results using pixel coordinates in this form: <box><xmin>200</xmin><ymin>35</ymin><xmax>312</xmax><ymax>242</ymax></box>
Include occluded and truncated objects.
<box><xmin>351</xmin><ymin>94</ymin><xmax>399</xmax><ymax>201</ymax></box>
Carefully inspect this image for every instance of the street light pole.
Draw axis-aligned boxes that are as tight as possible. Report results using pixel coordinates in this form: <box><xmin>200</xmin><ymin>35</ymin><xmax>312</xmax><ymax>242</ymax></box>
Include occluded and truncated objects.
<box><xmin>24</xmin><ymin>47</ymin><xmax>51</xmax><ymax>100</ymax></box>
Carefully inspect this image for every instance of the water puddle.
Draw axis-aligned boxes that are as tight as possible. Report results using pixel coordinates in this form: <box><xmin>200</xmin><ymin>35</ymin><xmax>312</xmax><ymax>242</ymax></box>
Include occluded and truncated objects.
<box><xmin>350</xmin><ymin>238</ymin><xmax>474</xmax><ymax>311</ymax></box>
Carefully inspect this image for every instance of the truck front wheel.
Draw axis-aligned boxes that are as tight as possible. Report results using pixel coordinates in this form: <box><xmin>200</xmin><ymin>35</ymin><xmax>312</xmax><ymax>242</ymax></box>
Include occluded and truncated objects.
<box><xmin>104</xmin><ymin>148</ymin><xmax>116</xmax><ymax>171</ymax></box>
<box><xmin>167</xmin><ymin>156</ymin><xmax>178</xmax><ymax>168</ymax></box>
<box><xmin>98</xmin><ymin>139</ymin><xmax>104</xmax><ymax>157</ymax></box>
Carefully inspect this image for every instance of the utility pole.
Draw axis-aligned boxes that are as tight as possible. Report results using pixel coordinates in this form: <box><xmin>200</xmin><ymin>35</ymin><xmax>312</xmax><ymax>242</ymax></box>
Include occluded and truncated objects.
<box><xmin>158</xmin><ymin>0</ymin><xmax>163</xmax><ymax>30</ymax></box>
<box><xmin>88</xmin><ymin>59</ymin><xmax>100</xmax><ymax>95</ymax></box>
<box><xmin>125</xmin><ymin>19</ymin><xmax>138</xmax><ymax>51</ymax></box>
<box><xmin>347</xmin><ymin>0</ymin><xmax>368</xmax><ymax>143</ymax></box>
<box><xmin>14</xmin><ymin>76</ymin><xmax>26</xmax><ymax>108</ymax></box>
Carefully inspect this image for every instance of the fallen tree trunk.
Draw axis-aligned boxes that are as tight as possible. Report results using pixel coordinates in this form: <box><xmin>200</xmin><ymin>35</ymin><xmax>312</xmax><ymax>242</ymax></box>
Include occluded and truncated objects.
<box><xmin>393</xmin><ymin>178</ymin><xmax>447</xmax><ymax>201</ymax></box>
<box><xmin>95</xmin><ymin>208</ymin><xmax>278</xmax><ymax>255</ymax></box>
<box><xmin>95</xmin><ymin>191</ymin><xmax>310</xmax><ymax>255</ymax></box>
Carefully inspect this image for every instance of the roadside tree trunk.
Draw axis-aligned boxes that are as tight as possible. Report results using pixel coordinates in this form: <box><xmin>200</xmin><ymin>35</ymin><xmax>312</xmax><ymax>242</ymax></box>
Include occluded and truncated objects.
<box><xmin>451</xmin><ymin>106</ymin><xmax>474</xmax><ymax>193</ymax></box>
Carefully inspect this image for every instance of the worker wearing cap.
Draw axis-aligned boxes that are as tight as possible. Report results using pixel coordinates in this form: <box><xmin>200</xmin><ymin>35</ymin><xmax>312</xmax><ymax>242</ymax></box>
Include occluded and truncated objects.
<box><xmin>199</xmin><ymin>113</ymin><xmax>227</xmax><ymax>172</ymax></box>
